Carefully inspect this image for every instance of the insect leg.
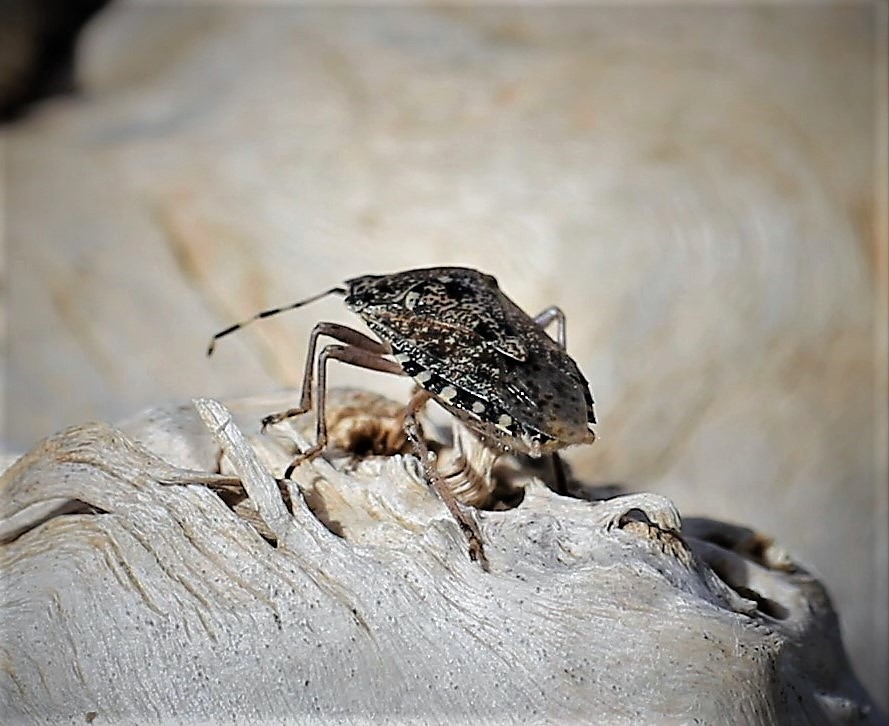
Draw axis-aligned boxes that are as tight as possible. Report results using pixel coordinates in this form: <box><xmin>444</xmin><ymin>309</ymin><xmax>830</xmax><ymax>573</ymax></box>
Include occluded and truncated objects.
<box><xmin>533</xmin><ymin>305</ymin><xmax>566</xmax><ymax>348</ymax></box>
<box><xmin>282</xmin><ymin>343</ymin><xmax>405</xmax><ymax>479</ymax></box>
<box><xmin>262</xmin><ymin>322</ymin><xmax>393</xmax><ymax>430</ymax></box>
<box><xmin>533</xmin><ymin>306</ymin><xmax>569</xmax><ymax>494</ymax></box>
<box><xmin>402</xmin><ymin>389</ymin><xmax>489</xmax><ymax>571</ymax></box>
<box><xmin>549</xmin><ymin>448</ymin><xmax>569</xmax><ymax>496</ymax></box>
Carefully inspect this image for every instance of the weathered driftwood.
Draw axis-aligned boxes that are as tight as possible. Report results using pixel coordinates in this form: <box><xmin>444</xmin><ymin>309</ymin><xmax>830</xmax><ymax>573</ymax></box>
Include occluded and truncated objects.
<box><xmin>0</xmin><ymin>391</ymin><xmax>879</xmax><ymax>724</ymax></box>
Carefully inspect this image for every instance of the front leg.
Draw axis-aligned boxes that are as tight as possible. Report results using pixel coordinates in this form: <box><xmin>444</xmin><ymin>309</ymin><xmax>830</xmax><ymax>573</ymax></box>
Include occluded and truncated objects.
<box><xmin>281</xmin><ymin>344</ymin><xmax>406</xmax><ymax>479</ymax></box>
<box><xmin>262</xmin><ymin>321</ymin><xmax>393</xmax><ymax>431</ymax></box>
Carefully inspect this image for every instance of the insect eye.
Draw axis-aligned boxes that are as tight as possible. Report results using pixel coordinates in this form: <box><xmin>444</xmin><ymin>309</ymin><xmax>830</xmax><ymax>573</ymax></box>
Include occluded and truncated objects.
<box><xmin>345</xmin><ymin>275</ymin><xmax>393</xmax><ymax>308</ymax></box>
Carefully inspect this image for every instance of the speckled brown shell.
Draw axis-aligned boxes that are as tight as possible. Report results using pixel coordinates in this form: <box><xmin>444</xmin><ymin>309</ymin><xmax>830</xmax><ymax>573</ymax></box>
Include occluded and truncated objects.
<box><xmin>344</xmin><ymin>267</ymin><xmax>596</xmax><ymax>457</ymax></box>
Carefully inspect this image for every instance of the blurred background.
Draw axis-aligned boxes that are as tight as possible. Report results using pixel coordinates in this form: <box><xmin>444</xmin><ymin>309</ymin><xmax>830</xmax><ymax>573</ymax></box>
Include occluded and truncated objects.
<box><xmin>2</xmin><ymin>0</ymin><xmax>886</xmax><ymax>711</ymax></box>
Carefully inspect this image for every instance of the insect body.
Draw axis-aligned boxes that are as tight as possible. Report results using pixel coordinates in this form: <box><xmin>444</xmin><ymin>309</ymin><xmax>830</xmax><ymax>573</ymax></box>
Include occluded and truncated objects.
<box><xmin>208</xmin><ymin>266</ymin><xmax>597</xmax><ymax>567</ymax></box>
<box><xmin>345</xmin><ymin>269</ymin><xmax>596</xmax><ymax>457</ymax></box>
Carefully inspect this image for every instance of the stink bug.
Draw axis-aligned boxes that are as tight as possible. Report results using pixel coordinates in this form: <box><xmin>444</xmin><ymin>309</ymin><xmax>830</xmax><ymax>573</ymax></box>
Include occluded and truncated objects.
<box><xmin>208</xmin><ymin>266</ymin><xmax>597</xmax><ymax>567</ymax></box>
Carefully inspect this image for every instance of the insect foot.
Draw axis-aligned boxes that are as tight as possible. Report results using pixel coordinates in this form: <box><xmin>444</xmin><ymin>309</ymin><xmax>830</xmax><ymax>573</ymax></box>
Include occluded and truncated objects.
<box><xmin>207</xmin><ymin>266</ymin><xmax>598</xmax><ymax>566</ymax></box>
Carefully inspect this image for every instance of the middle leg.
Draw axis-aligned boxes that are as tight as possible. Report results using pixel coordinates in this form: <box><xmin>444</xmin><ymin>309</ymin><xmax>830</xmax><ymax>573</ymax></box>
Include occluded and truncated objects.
<box><xmin>402</xmin><ymin>388</ymin><xmax>489</xmax><ymax>570</ymax></box>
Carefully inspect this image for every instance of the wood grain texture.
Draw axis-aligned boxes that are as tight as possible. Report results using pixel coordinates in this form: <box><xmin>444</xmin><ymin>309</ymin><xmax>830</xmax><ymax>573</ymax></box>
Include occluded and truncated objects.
<box><xmin>0</xmin><ymin>393</ymin><xmax>879</xmax><ymax>724</ymax></box>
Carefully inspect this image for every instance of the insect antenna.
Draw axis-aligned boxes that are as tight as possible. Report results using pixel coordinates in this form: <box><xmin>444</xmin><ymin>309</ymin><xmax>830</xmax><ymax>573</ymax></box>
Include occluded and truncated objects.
<box><xmin>207</xmin><ymin>286</ymin><xmax>347</xmax><ymax>356</ymax></box>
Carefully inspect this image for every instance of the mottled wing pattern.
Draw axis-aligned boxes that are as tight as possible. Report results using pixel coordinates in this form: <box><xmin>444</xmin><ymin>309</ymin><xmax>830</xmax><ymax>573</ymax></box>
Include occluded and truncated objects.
<box><xmin>348</xmin><ymin>268</ymin><xmax>596</xmax><ymax>453</ymax></box>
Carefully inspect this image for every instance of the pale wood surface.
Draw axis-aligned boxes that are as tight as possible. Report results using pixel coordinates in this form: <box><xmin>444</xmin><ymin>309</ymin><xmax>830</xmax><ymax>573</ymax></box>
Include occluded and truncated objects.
<box><xmin>0</xmin><ymin>393</ymin><xmax>881</xmax><ymax>723</ymax></box>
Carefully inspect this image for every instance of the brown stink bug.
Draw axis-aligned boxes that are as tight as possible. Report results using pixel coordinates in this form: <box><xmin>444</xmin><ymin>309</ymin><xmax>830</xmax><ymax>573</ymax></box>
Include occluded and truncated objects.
<box><xmin>208</xmin><ymin>266</ymin><xmax>597</xmax><ymax>568</ymax></box>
